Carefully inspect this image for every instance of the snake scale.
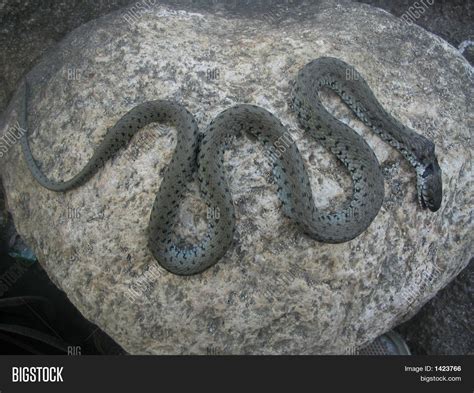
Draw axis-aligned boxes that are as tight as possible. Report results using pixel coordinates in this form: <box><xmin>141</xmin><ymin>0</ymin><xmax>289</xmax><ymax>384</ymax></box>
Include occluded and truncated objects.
<box><xmin>20</xmin><ymin>57</ymin><xmax>442</xmax><ymax>275</ymax></box>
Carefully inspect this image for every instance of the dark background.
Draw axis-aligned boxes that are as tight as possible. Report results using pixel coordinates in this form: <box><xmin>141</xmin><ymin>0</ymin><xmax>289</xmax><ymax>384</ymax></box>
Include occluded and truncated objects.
<box><xmin>0</xmin><ymin>0</ymin><xmax>472</xmax><ymax>355</ymax></box>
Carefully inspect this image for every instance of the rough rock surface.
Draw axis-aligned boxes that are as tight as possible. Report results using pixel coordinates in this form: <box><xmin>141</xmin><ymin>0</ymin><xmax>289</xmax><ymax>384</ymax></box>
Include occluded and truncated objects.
<box><xmin>0</xmin><ymin>1</ymin><xmax>472</xmax><ymax>354</ymax></box>
<box><xmin>397</xmin><ymin>259</ymin><xmax>473</xmax><ymax>355</ymax></box>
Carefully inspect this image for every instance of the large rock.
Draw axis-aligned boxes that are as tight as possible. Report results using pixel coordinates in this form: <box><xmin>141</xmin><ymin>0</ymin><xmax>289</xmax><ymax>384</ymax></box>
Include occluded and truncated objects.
<box><xmin>0</xmin><ymin>0</ymin><xmax>472</xmax><ymax>354</ymax></box>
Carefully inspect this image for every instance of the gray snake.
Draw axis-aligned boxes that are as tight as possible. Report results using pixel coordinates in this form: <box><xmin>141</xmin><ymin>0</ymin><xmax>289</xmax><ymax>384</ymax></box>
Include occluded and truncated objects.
<box><xmin>20</xmin><ymin>57</ymin><xmax>442</xmax><ymax>275</ymax></box>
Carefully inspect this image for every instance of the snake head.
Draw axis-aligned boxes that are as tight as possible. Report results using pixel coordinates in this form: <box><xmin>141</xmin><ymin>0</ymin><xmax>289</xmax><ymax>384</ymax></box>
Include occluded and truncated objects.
<box><xmin>417</xmin><ymin>157</ymin><xmax>442</xmax><ymax>212</ymax></box>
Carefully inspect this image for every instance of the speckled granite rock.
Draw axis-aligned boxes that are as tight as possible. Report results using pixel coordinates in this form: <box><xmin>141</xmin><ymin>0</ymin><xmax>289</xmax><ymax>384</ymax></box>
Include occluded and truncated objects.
<box><xmin>0</xmin><ymin>1</ymin><xmax>472</xmax><ymax>354</ymax></box>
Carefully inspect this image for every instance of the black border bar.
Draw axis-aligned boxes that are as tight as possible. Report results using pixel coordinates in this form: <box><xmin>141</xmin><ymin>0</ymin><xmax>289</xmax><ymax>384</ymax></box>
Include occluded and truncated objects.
<box><xmin>0</xmin><ymin>355</ymin><xmax>472</xmax><ymax>392</ymax></box>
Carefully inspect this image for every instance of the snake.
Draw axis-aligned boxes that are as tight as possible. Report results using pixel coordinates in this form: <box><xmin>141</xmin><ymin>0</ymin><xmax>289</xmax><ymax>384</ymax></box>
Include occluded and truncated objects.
<box><xmin>19</xmin><ymin>57</ymin><xmax>442</xmax><ymax>275</ymax></box>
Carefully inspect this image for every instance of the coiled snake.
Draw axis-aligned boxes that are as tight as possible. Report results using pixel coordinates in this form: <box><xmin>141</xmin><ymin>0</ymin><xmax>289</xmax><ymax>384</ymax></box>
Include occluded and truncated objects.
<box><xmin>20</xmin><ymin>57</ymin><xmax>442</xmax><ymax>275</ymax></box>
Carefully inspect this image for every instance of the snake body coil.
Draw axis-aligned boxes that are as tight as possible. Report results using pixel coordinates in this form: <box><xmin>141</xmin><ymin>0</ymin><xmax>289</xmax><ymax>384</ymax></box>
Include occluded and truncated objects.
<box><xmin>20</xmin><ymin>57</ymin><xmax>442</xmax><ymax>275</ymax></box>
